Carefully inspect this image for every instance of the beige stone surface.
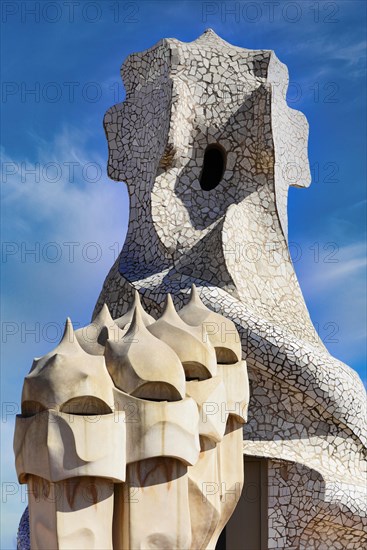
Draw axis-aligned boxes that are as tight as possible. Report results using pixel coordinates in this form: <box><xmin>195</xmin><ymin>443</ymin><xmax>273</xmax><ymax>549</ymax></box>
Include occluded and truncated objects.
<box><xmin>106</xmin><ymin>307</ymin><xmax>186</xmax><ymax>400</ymax></box>
<box><xmin>75</xmin><ymin>304</ymin><xmax>126</xmax><ymax>356</ymax></box>
<box><xmin>28</xmin><ymin>475</ymin><xmax>115</xmax><ymax>550</ymax></box>
<box><xmin>186</xmin><ymin>376</ymin><xmax>227</xmax><ymax>442</ymax></box>
<box><xmin>22</xmin><ymin>318</ymin><xmax>115</xmax><ymax>413</ymax></box>
<box><xmin>217</xmin><ymin>361</ymin><xmax>249</xmax><ymax>423</ymax></box>
<box><xmin>209</xmin><ymin>417</ymin><xmax>244</xmax><ymax>547</ymax></box>
<box><xmin>179</xmin><ymin>284</ymin><xmax>242</xmax><ymax>364</ymax></box>
<box><xmin>15</xmin><ymin>411</ymin><xmax>126</xmax><ymax>484</ymax></box>
<box><xmin>147</xmin><ymin>294</ymin><xmax>217</xmax><ymax>380</ymax></box>
<box><xmin>188</xmin><ymin>438</ymin><xmax>221</xmax><ymax>550</ymax></box>
<box><xmin>114</xmin><ymin>458</ymin><xmax>192</xmax><ymax>550</ymax></box>
<box><xmin>113</xmin><ymin>387</ymin><xmax>201</xmax><ymax>466</ymax></box>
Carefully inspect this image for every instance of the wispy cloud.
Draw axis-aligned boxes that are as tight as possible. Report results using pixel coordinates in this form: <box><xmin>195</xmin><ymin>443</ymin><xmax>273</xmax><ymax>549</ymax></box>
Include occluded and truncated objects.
<box><xmin>1</xmin><ymin>125</ymin><xmax>127</xmax><ymax>327</ymax></box>
<box><xmin>295</xmin><ymin>239</ymin><xmax>366</xmax><ymax>368</ymax></box>
<box><xmin>304</xmin><ymin>242</ymin><xmax>366</xmax><ymax>289</ymax></box>
<box><xmin>2</xmin><ymin>125</ymin><xmax>126</xmax><ymax>241</ymax></box>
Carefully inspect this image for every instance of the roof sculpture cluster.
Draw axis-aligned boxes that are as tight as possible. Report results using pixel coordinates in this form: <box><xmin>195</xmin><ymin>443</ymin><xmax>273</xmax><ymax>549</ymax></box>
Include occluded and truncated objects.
<box><xmin>15</xmin><ymin>286</ymin><xmax>249</xmax><ymax>550</ymax></box>
<box><xmin>15</xmin><ymin>29</ymin><xmax>366</xmax><ymax>549</ymax></box>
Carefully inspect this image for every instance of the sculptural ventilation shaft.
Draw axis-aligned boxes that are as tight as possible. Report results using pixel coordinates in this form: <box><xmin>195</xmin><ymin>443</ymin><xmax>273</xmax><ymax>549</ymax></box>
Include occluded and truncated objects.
<box><xmin>14</xmin><ymin>288</ymin><xmax>249</xmax><ymax>549</ymax></box>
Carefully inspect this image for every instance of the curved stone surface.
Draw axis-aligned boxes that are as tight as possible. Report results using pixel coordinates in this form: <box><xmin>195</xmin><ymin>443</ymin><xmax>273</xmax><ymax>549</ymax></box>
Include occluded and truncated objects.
<box><xmin>22</xmin><ymin>318</ymin><xmax>115</xmax><ymax>414</ymax></box>
<box><xmin>113</xmin><ymin>388</ymin><xmax>200</xmax><ymax>466</ymax></box>
<box><xmin>75</xmin><ymin>303</ymin><xmax>126</xmax><ymax>356</ymax></box>
<box><xmin>186</xmin><ymin>376</ymin><xmax>227</xmax><ymax>442</ymax></box>
<box><xmin>105</xmin><ymin>307</ymin><xmax>186</xmax><ymax>400</ymax></box>
<box><xmin>147</xmin><ymin>293</ymin><xmax>217</xmax><ymax>379</ymax></box>
<box><xmin>179</xmin><ymin>284</ymin><xmax>242</xmax><ymax>364</ymax></box>
<box><xmin>14</xmin><ymin>410</ymin><xmax>126</xmax><ymax>483</ymax></box>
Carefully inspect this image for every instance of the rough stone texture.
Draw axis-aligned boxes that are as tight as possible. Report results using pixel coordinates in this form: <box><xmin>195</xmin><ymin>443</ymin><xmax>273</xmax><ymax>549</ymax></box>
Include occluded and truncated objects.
<box><xmin>94</xmin><ymin>30</ymin><xmax>366</xmax><ymax>548</ymax></box>
<box><xmin>15</xmin><ymin>290</ymin><xmax>248</xmax><ymax>549</ymax></box>
<box><xmin>267</xmin><ymin>460</ymin><xmax>367</xmax><ymax>549</ymax></box>
<box><xmin>17</xmin><ymin>507</ymin><xmax>29</xmax><ymax>550</ymax></box>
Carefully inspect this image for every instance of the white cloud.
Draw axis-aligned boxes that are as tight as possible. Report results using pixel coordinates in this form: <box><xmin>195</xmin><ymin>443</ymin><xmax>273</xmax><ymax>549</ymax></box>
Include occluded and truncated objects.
<box><xmin>303</xmin><ymin>242</ymin><xmax>366</xmax><ymax>289</ymax></box>
<box><xmin>2</xmin><ymin>125</ymin><xmax>127</xmax><ymax>240</ymax></box>
<box><xmin>1</xmin><ymin>125</ymin><xmax>128</xmax><ymax>307</ymax></box>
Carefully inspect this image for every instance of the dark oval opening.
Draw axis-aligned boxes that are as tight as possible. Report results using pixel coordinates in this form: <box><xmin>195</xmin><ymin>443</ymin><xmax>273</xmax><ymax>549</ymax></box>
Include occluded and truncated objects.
<box><xmin>60</xmin><ymin>396</ymin><xmax>112</xmax><ymax>415</ymax></box>
<box><xmin>215</xmin><ymin>347</ymin><xmax>240</xmax><ymax>364</ymax></box>
<box><xmin>199</xmin><ymin>144</ymin><xmax>226</xmax><ymax>191</ymax></box>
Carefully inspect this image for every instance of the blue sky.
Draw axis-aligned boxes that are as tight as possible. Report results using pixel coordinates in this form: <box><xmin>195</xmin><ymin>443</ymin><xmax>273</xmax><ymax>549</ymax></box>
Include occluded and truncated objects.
<box><xmin>1</xmin><ymin>1</ymin><xmax>366</xmax><ymax>547</ymax></box>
